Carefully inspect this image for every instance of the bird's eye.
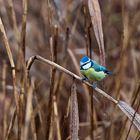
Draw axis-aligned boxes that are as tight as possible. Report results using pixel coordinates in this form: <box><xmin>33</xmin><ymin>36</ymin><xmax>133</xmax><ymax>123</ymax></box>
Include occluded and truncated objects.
<box><xmin>82</xmin><ymin>62</ymin><xmax>91</xmax><ymax>69</ymax></box>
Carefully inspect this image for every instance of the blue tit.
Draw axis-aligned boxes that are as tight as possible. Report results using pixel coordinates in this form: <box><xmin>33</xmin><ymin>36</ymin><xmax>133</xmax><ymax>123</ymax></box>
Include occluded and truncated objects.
<box><xmin>80</xmin><ymin>56</ymin><xmax>112</xmax><ymax>88</ymax></box>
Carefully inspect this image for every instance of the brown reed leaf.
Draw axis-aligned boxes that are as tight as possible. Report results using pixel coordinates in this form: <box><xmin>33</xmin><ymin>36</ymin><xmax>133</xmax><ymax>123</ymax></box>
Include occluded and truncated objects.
<box><xmin>70</xmin><ymin>79</ymin><xmax>79</xmax><ymax>140</ymax></box>
<box><xmin>117</xmin><ymin>101</ymin><xmax>140</xmax><ymax>131</ymax></box>
<box><xmin>119</xmin><ymin>83</ymin><xmax>140</xmax><ymax>140</ymax></box>
<box><xmin>88</xmin><ymin>0</ymin><xmax>105</xmax><ymax>66</ymax></box>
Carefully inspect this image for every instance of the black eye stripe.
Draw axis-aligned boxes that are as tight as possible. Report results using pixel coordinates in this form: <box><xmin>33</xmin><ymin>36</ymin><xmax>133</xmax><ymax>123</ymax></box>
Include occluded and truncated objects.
<box><xmin>81</xmin><ymin>60</ymin><xmax>93</xmax><ymax>67</ymax></box>
<box><xmin>82</xmin><ymin>62</ymin><xmax>88</xmax><ymax>67</ymax></box>
<box><xmin>80</xmin><ymin>61</ymin><xmax>94</xmax><ymax>70</ymax></box>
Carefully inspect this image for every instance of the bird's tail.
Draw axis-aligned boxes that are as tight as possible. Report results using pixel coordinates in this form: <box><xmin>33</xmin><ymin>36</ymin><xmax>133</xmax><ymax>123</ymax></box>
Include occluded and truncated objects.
<box><xmin>105</xmin><ymin>70</ymin><xmax>113</xmax><ymax>75</ymax></box>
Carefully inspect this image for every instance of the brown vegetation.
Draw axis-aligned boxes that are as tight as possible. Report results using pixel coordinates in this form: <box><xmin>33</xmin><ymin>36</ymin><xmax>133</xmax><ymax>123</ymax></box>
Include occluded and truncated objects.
<box><xmin>0</xmin><ymin>0</ymin><xmax>140</xmax><ymax>140</ymax></box>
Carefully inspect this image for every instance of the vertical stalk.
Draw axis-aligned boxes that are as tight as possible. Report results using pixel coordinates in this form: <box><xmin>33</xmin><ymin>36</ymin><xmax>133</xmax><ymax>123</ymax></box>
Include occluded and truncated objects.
<box><xmin>0</xmin><ymin>18</ymin><xmax>19</xmax><ymax>139</ymax></box>
<box><xmin>2</xmin><ymin>61</ymin><xmax>7</xmax><ymax>139</ymax></box>
<box><xmin>88</xmin><ymin>26</ymin><xmax>94</xmax><ymax>140</ymax></box>
<box><xmin>46</xmin><ymin>25</ymin><xmax>61</xmax><ymax>140</ymax></box>
<box><xmin>5</xmin><ymin>108</ymin><xmax>17</xmax><ymax>140</ymax></box>
<box><xmin>20</xmin><ymin>0</ymin><xmax>28</xmax><ymax>60</ymax></box>
<box><xmin>7</xmin><ymin>0</ymin><xmax>19</xmax><ymax>44</ymax></box>
<box><xmin>22</xmin><ymin>85</ymin><xmax>33</xmax><ymax>140</ymax></box>
<box><xmin>84</xmin><ymin>5</ymin><xmax>95</xmax><ymax>137</ymax></box>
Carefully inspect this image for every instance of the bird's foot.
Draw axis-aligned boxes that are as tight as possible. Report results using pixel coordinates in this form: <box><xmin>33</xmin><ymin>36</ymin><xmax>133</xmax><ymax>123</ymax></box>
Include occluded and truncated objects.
<box><xmin>81</xmin><ymin>77</ymin><xmax>88</xmax><ymax>83</ymax></box>
<box><xmin>92</xmin><ymin>82</ymin><xmax>97</xmax><ymax>89</ymax></box>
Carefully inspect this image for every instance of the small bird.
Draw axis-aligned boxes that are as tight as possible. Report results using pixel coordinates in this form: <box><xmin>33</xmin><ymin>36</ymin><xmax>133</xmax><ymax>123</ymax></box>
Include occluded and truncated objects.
<box><xmin>80</xmin><ymin>56</ymin><xmax>112</xmax><ymax>88</ymax></box>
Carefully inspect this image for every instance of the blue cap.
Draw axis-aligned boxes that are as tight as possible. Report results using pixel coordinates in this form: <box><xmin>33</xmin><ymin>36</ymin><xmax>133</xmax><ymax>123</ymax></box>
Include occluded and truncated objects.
<box><xmin>80</xmin><ymin>56</ymin><xmax>90</xmax><ymax>66</ymax></box>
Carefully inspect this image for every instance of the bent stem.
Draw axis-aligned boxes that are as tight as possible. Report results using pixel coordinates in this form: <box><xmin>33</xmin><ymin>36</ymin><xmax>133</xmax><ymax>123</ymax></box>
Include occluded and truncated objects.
<box><xmin>26</xmin><ymin>55</ymin><xmax>140</xmax><ymax>131</ymax></box>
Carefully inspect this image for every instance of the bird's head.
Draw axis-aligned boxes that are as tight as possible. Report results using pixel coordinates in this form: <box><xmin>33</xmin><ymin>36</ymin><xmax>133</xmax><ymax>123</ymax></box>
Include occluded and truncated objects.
<box><xmin>80</xmin><ymin>56</ymin><xmax>92</xmax><ymax>70</ymax></box>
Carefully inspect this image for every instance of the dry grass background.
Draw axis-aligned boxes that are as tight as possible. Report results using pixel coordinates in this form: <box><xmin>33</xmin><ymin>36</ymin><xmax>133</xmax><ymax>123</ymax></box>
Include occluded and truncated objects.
<box><xmin>0</xmin><ymin>0</ymin><xmax>140</xmax><ymax>140</ymax></box>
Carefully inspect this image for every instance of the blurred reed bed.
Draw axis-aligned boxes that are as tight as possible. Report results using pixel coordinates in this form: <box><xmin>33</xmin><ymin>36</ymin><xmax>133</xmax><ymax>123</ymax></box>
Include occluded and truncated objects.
<box><xmin>0</xmin><ymin>0</ymin><xmax>140</xmax><ymax>140</ymax></box>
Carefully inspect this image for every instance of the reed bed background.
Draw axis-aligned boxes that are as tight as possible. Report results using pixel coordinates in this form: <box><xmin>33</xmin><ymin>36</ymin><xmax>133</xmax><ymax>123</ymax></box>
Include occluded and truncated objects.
<box><xmin>0</xmin><ymin>0</ymin><xmax>140</xmax><ymax>140</ymax></box>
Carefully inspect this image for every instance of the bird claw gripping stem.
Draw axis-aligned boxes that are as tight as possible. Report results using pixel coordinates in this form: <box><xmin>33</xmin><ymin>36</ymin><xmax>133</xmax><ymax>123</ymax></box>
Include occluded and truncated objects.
<box><xmin>92</xmin><ymin>82</ymin><xmax>97</xmax><ymax>89</ymax></box>
<box><xmin>81</xmin><ymin>77</ymin><xmax>88</xmax><ymax>83</ymax></box>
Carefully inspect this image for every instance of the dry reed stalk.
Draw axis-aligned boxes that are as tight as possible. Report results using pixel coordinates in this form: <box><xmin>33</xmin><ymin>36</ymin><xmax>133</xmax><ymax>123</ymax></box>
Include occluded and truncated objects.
<box><xmin>131</xmin><ymin>84</ymin><xmax>140</xmax><ymax>107</ymax></box>
<box><xmin>85</xmin><ymin>10</ymin><xmax>99</xmax><ymax>137</ymax></box>
<box><xmin>48</xmin><ymin>116</ymin><xmax>54</xmax><ymax>140</ymax></box>
<box><xmin>26</xmin><ymin>55</ymin><xmax>140</xmax><ymax>131</ymax></box>
<box><xmin>2</xmin><ymin>61</ymin><xmax>7</xmax><ymax>139</ymax></box>
<box><xmin>41</xmin><ymin>0</ymin><xmax>53</xmax><ymax>37</ymax></box>
<box><xmin>52</xmin><ymin>26</ymin><xmax>61</xmax><ymax>140</ymax></box>
<box><xmin>83</xmin><ymin>2</ymin><xmax>88</xmax><ymax>43</ymax></box>
<box><xmin>31</xmin><ymin>114</ymin><xmax>37</xmax><ymax>140</ymax></box>
<box><xmin>70</xmin><ymin>79</ymin><xmax>79</xmax><ymax>140</ymax></box>
<box><xmin>88</xmin><ymin>0</ymin><xmax>106</xmax><ymax>66</ymax></box>
<box><xmin>18</xmin><ymin>71</ymin><xmax>28</xmax><ymax>140</ymax></box>
<box><xmin>20</xmin><ymin>0</ymin><xmax>28</xmax><ymax>60</ymax></box>
<box><xmin>66</xmin><ymin>97</ymin><xmax>71</xmax><ymax>119</ymax></box>
<box><xmin>89</xmin><ymin>87</ymin><xmax>94</xmax><ymax>139</ymax></box>
<box><xmin>86</xmin><ymin>21</ymin><xmax>95</xmax><ymax>139</ymax></box>
<box><xmin>53</xmin><ymin>96</ymin><xmax>61</xmax><ymax>140</ymax></box>
<box><xmin>16</xmin><ymin>0</ymin><xmax>28</xmax><ymax>90</ymax></box>
<box><xmin>0</xmin><ymin>15</ymin><xmax>25</xmax><ymax>139</ymax></box>
<box><xmin>0</xmin><ymin>18</ymin><xmax>15</xmax><ymax>80</ymax></box>
<box><xmin>84</xmin><ymin>6</ymin><xmax>104</xmax><ymax>137</ymax></box>
<box><xmin>131</xmin><ymin>49</ymin><xmax>139</xmax><ymax>82</ymax></box>
<box><xmin>53</xmin><ymin>25</ymin><xmax>58</xmax><ymax>62</ymax></box>
<box><xmin>83</xmin><ymin>4</ymin><xmax>90</xmax><ymax>57</ymax></box>
<box><xmin>46</xmin><ymin>37</ymin><xmax>55</xmax><ymax>140</ymax></box>
<box><xmin>18</xmin><ymin>94</ymin><xmax>25</xmax><ymax>140</ymax></box>
<box><xmin>30</xmin><ymin>81</ymin><xmax>44</xmax><ymax>139</ymax></box>
<box><xmin>30</xmin><ymin>81</ymin><xmax>37</xmax><ymax>140</ymax></box>
<box><xmin>54</xmin><ymin>28</ymin><xmax>70</xmax><ymax>98</ymax></box>
<box><xmin>5</xmin><ymin>107</ymin><xmax>16</xmax><ymax>140</ymax></box>
<box><xmin>0</xmin><ymin>18</ymin><xmax>20</xmax><ymax>139</ymax></box>
<box><xmin>7</xmin><ymin>0</ymin><xmax>19</xmax><ymax>43</ymax></box>
<box><xmin>22</xmin><ymin>84</ymin><xmax>33</xmax><ymax>140</ymax></box>
<box><xmin>47</xmin><ymin>26</ymin><xmax>61</xmax><ymax>140</ymax></box>
<box><xmin>46</xmin><ymin>0</ymin><xmax>52</xmax><ymax>27</ymax></box>
<box><xmin>33</xmin><ymin>85</ymin><xmax>44</xmax><ymax>125</ymax></box>
<box><xmin>89</xmin><ymin>26</ymin><xmax>96</xmax><ymax>140</ymax></box>
<box><xmin>61</xmin><ymin>94</ymin><xmax>71</xmax><ymax>139</ymax></box>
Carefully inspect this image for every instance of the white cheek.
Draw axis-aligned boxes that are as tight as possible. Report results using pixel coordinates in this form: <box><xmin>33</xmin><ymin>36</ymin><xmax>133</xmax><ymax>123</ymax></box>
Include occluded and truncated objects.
<box><xmin>83</xmin><ymin>63</ymin><xmax>91</xmax><ymax>69</ymax></box>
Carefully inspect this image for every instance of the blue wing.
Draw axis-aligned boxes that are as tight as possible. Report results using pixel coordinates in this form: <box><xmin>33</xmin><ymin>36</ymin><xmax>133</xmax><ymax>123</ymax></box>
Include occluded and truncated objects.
<box><xmin>91</xmin><ymin>60</ymin><xmax>112</xmax><ymax>74</ymax></box>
